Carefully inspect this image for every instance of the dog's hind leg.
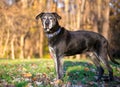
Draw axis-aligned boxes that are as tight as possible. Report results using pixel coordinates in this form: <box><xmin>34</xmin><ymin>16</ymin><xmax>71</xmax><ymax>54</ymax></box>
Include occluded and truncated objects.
<box><xmin>88</xmin><ymin>52</ymin><xmax>104</xmax><ymax>81</ymax></box>
<box><xmin>98</xmin><ymin>47</ymin><xmax>114</xmax><ymax>81</ymax></box>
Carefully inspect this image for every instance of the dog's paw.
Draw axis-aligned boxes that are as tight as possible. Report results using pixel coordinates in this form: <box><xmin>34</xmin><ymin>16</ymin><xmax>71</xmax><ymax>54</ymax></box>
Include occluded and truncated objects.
<box><xmin>54</xmin><ymin>79</ymin><xmax>63</xmax><ymax>87</ymax></box>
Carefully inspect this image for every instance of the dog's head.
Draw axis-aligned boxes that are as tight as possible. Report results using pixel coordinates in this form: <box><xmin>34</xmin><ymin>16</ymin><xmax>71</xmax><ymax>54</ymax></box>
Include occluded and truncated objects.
<box><xmin>36</xmin><ymin>12</ymin><xmax>61</xmax><ymax>33</ymax></box>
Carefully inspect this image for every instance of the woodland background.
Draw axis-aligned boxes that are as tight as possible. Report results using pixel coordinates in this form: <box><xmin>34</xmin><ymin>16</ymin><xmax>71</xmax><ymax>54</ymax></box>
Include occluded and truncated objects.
<box><xmin>0</xmin><ymin>0</ymin><xmax>120</xmax><ymax>59</ymax></box>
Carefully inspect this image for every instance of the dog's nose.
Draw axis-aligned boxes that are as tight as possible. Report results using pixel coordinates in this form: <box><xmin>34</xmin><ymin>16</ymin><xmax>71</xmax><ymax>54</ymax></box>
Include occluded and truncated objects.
<box><xmin>45</xmin><ymin>20</ymin><xmax>49</xmax><ymax>25</ymax></box>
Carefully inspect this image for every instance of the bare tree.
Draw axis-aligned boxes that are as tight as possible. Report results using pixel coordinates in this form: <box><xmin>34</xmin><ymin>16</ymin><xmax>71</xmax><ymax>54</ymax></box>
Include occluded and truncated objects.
<box><xmin>0</xmin><ymin>0</ymin><xmax>112</xmax><ymax>59</ymax></box>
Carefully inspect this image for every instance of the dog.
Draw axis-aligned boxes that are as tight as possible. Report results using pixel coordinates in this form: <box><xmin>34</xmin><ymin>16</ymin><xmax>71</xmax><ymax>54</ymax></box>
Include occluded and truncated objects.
<box><xmin>36</xmin><ymin>12</ymin><xmax>119</xmax><ymax>81</ymax></box>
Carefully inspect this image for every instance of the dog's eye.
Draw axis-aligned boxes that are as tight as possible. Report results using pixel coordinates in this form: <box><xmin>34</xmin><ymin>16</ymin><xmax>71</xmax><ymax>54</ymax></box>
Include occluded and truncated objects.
<box><xmin>43</xmin><ymin>17</ymin><xmax>46</xmax><ymax>20</ymax></box>
<box><xmin>49</xmin><ymin>18</ymin><xmax>53</xmax><ymax>20</ymax></box>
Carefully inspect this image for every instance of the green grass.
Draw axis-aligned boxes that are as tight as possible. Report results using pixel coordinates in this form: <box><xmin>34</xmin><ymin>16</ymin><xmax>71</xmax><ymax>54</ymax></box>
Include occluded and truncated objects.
<box><xmin>0</xmin><ymin>59</ymin><xmax>120</xmax><ymax>87</ymax></box>
<box><xmin>0</xmin><ymin>59</ymin><xmax>55</xmax><ymax>87</ymax></box>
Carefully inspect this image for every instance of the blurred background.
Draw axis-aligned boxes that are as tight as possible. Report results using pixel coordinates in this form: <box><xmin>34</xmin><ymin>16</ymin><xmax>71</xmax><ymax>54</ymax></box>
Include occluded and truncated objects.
<box><xmin>0</xmin><ymin>0</ymin><xmax>120</xmax><ymax>59</ymax></box>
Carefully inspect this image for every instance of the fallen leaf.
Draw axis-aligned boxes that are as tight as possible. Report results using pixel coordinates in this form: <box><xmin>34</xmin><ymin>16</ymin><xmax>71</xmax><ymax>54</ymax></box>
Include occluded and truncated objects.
<box><xmin>54</xmin><ymin>79</ymin><xmax>63</xmax><ymax>85</ymax></box>
<box><xmin>84</xmin><ymin>67</ymin><xmax>89</xmax><ymax>71</ymax></box>
<box><xmin>22</xmin><ymin>73</ymin><xmax>32</xmax><ymax>78</ymax></box>
<box><xmin>42</xmin><ymin>73</ymin><xmax>47</xmax><ymax>78</ymax></box>
<box><xmin>46</xmin><ymin>66</ymin><xmax>51</xmax><ymax>71</ymax></box>
<box><xmin>32</xmin><ymin>77</ymin><xmax>37</xmax><ymax>81</ymax></box>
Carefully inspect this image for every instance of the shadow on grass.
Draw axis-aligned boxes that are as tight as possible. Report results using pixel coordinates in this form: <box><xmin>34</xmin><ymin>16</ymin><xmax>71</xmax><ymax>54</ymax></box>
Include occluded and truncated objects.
<box><xmin>63</xmin><ymin>60</ymin><xmax>96</xmax><ymax>84</ymax></box>
<box><xmin>63</xmin><ymin>60</ymin><xmax>120</xmax><ymax>86</ymax></box>
<box><xmin>64</xmin><ymin>60</ymin><xmax>95</xmax><ymax>70</ymax></box>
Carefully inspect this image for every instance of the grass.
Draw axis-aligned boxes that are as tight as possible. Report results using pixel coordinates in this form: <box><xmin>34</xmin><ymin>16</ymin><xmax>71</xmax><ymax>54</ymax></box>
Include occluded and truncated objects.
<box><xmin>0</xmin><ymin>58</ymin><xmax>120</xmax><ymax>87</ymax></box>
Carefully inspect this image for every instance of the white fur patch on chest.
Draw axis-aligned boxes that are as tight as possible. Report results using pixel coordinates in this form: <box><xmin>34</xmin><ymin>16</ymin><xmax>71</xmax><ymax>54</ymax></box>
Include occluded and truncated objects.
<box><xmin>49</xmin><ymin>46</ymin><xmax>56</xmax><ymax>58</ymax></box>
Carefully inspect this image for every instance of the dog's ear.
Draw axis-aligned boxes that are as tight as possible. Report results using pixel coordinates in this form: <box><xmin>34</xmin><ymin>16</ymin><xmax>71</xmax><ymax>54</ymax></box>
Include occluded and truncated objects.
<box><xmin>36</xmin><ymin>12</ymin><xmax>44</xmax><ymax>20</ymax></box>
<box><xmin>52</xmin><ymin>12</ymin><xmax>61</xmax><ymax>20</ymax></box>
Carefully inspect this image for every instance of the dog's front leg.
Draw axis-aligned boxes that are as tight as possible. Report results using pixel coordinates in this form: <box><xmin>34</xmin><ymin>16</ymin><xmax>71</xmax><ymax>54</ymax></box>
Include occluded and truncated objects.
<box><xmin>49</xmin><ymin>46</ymin><xmax>63</xmax><ymax>79</ymax></box>
<box><xmin>54</xmin><ymin>57</ymin><xmax>63</xmax><ymax>79</ymax></box>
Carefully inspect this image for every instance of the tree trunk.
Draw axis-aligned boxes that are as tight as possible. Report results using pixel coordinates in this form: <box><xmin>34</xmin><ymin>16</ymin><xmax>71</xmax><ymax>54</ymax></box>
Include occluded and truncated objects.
<box><xmin>80</xmin><ymin>0</ymin><xmax>86</xmax><ymax>29</ymax></box>
<box><xmin>11</xmin><ymin>36</ymin><xmax>15</xmax><ymax>59</ymax></box>
<box><xmin>102</xmin><ymin>0</ymin><xmax>110</xmax><ymax>39</ymax></box>
<box><xmin>21</xmin><ymin>0</ymin><xmax>28</xmax><ymax>8</ymax></box>
<box><xmin>2</xmin><ymin>29</ymin><xmax>10</xmax><ymax>57</ymax></box>
<box><xmin>39</xmin><ymin>28</ymin><xmax>44</xmax><ymax>58</ymax></box>
<box><xmin>65</xmin><ymin>0</ymin><xmax>70</xmax><ymax>28</ymax></box>
<box><xmin>40</xmin><ymin>0</ymin><xmax>47</xmax><ymax>11</ymax></box>
<box><xmin>76</xmin><ymin>0</ymin><xmax>81</xmax><ymax>30</ymax></box>
<box><xmin>20</xmin><ymin>35</ymin><xmax>25</xmax><ymax>59</ymax></box>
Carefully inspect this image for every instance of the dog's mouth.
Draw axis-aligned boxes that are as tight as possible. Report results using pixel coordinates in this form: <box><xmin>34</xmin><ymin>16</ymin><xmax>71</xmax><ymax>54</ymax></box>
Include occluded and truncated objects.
<box><xmin>44</xmin><ymin>25</ymin><xmax>53</xmax><ymax>33</ymax></box>
<box><xmin>44</xmin><ymin>28</ymin><xmax>51</xmax><ymax>32</ymax></box>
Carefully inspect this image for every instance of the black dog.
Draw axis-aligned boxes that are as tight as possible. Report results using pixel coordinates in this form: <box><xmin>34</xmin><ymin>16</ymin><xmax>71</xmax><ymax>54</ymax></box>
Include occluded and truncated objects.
<box><xmin>36</xmin><ymin>12</ymin><xmax>119</xmax><ymax>81</ymax></box>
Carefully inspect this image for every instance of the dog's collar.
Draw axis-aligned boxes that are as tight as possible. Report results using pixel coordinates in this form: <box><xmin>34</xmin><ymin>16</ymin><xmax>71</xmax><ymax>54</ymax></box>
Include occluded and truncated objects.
<box><xmin>46</xmin><ymin>28</ymin><xmax>61</xmax><ymax>38</ymax></box>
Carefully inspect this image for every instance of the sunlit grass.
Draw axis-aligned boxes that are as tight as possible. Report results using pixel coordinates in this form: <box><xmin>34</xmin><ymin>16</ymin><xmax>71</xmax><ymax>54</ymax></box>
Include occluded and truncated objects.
<box><xmin>0</xmin><ymin>58</ymin><xmax>120</xmax><ymax>87</ymax></box>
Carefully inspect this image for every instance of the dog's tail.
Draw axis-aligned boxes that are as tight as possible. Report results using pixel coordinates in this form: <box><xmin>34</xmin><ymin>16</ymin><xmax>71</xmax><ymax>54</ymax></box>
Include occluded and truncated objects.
<box><xmin>107</xmin><ymin>42</ymin><xmax>120</xmax><ymax>65</ymax></box>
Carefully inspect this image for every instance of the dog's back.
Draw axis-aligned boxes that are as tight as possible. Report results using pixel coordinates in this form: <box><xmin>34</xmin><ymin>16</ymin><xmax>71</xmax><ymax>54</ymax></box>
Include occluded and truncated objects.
<box><xmin>58</xmin><ymin>28</ymin><xmax>107</xmax><ymax>56</ymax></box>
